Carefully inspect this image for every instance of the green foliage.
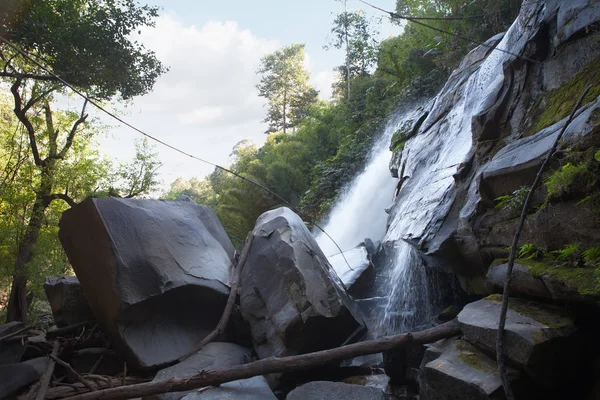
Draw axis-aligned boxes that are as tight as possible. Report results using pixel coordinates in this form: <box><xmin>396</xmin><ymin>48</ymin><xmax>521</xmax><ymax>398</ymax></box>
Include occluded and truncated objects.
<box><xmin>112</xmin><ymin>138</ymin><xmax>162</xmax><ymax>198</ymax></box>
<box><xmin>545</xmin><ymin>162</ymin><xmax>590</xmax><ymax>199</ymax></box>
<box><xmin>256</xmin><ymin>44</ymin><xmax>319</xmax><ymax>134</ymax></box>
<box><xmin>1</xmin><ymin>0</ymin><xmax>167</xmax><ymax>100</ymax></box>
<box><xmin>582</xmin><ymin>247</ymin><xmax>600</xmax><ymax>268</ymax></box>
<box><xmin>595</xmin><ymin>150</ymin><xmax>600</xmax><ymax>162</ymax></box>
<box><xmin>495</xmin><ymin>186</ymin><xmax>529</xmax><ymax>211</ymax></box>
<box><xmin>326</xmin><ymin>9</ymin><xmax>380</xmax><ymax>99</ymax></box>
<box><xmin>518</xmin><ymin>243</ymin><xmax>544</xmax><ymax>260</ymax></box>
<box><xmin>551</xmin><ymin>243</ymin><xmax>581</xmax><ymax>265</ymax></box>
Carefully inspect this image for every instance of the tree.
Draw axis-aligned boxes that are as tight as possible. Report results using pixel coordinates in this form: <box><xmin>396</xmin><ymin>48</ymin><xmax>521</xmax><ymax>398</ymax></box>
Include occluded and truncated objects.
<box><xmin>256</xmin><ymin>44</ymin><xmax>318</xmax><ymax>134</ymax></box>
<box><xmin>326</xmin><ymin>9</ymin><xmax>380</xmax><ymax>100</ymax></box>
<box><xmin>0</xmin><ymin>0</ymin><xmax>166</xmax><ymax>322</ymax></box>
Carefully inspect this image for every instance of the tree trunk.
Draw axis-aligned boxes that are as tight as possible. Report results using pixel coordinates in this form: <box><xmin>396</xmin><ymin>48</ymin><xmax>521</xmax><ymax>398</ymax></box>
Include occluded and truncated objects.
<box><xmin>283</xmin><ymin>91</ymin><xmax>287</xmax><ymax>134</ymax></box>
<box><xmin>6</xmin><ymin>166</ymin><xmax>53</xmax><ymax>323</ymax></box>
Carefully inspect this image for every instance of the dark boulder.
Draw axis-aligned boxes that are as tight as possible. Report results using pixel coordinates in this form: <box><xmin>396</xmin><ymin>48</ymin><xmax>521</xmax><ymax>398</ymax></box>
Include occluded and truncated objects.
<box><xmin>458</xmin><ymin>296</ymin><xmax>582</xmax><ymax>387</ymax></box>
<box><xmin>419</xmin><ymin>337</ymin><xmax>520</xmax><ymax>400</ymax></box>
<box><xmin>146</xmin><ymin>342</ymin><xmax>276</xmax><ymax>400</ymax></box>
<box><xmin>59</xmin><ymin>197</ymin><xmax>235</xmax><ymax>369</ymax></box>
<box><xmin>0</xmin><ymin>322</ymin><xmax>27</xmax><ymax>365</ymax></box>
<box><xmin>239</xmin><ymin>207</ymin><xmax>366</xmax><ymax>360</ymax></box>
<box><xmin>286</xmin><ymin>381</ymin><xmax>386</xmax><ymax>400</ymax></box>
<box><xmin>44</xmin><ymin>276</ymin><xmax>95</xmax><ymax>328</ymax></box>
<box><xmin>486</xmin><ymin>263</ymin><xmax>552</xmax><ymax>300</ymax></box>
<box><xmin>0</xmin><ymin>357</ymin><xmax>48</xmax><ymax>399</ymax></box>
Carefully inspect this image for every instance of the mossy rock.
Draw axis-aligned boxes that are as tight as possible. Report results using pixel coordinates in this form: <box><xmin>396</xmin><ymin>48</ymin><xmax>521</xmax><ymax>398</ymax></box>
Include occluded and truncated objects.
<box><xmin>526</xmin><ymin>55</ymin><xmax>600</xmax><ymax>137</ymax></box>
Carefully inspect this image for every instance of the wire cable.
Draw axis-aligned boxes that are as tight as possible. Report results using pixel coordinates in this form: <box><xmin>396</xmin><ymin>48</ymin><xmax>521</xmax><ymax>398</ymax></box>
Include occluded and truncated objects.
<box><xmin>0</xmin><ymin>34</ymin><xmax>354</xmax><ymax>274</ymax></box>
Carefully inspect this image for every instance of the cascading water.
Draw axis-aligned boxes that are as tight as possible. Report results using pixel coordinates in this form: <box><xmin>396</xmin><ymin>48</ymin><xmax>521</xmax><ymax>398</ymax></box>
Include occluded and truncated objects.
<box><xmin>315</xmin><ymin>114</ymin><xmax>401</xmax><ymax>259</ymax></box>
<box><xmin>314</xmin><ymin>105</ymin><xmax>441</xmax><ymax>337</ymax></box>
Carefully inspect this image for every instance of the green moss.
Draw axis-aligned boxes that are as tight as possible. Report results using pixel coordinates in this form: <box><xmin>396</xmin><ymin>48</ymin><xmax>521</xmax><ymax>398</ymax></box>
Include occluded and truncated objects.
<box><xmin>456</xmin><ymin>340</ymin><xmax>497</xmax><ymax>374</ymax></box>
<box><xmin>516</xmin><ymin>257</ymin><xmax>600</xmax><ymax>296</ymax></box>
<box><xmin>484</xmin><ymin>293</ymin><xmax>573</xmax><ymax>328</ymax></box>
<box><xmin>526</xmin><ymin>55</ymin><xmax>600</xmax><ymax>137</ymax></box>
<box><xmin>490</xmin><ymin>258</ymin><xmax>508</xmax><ymax>268</ymax></box>
<box><xmin>391</xmin><ymin>139</ymin><xmax>406</xmax><ymax>153</ymax></box>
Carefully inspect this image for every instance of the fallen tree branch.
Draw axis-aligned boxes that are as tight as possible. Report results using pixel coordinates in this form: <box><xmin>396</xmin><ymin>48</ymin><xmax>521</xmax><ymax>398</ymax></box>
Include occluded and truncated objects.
<box><xmin>180</xmin><ymin>234</ymin><xmax>254</xmax><ymax>361</ymax></box>
<box><xmin>65</xmin><ymin>320</ymin><xmax>460</xmax><ymax>400</ymax></box>
<box><xmin>49</xmin><ymin>354</ymin><xmax>96</xmax><ymax>392</ymax></box>
<box><xmin>0</xmin><ymin>324</ymin><xmax>31</xmax><ymax>342</ymax></box>
<box><xmin>46</xmin><ymin>378</ymin><xmax>148</xmax><ymax>399</ymax></box>
<box><xmin>496</xmin><ymin>84</ymin><xmax>593</xmax><ymax>400</ymax></box>
<box><xmin>36</xmin><ymin>341</ymin><xmax>60</xmax><ymax>400</ymax></box>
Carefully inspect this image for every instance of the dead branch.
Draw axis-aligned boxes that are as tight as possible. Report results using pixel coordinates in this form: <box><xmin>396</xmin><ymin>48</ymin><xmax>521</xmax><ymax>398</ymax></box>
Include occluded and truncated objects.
<box><xmin>0</xmin><ymin>324</ymin><xmax>31</xmax><ymax>342</ymax></box>
<box><xmin>180</xmin><ymin>234</ymin><xmax>254</xmax><ymax>362</ymax></box>
<box><xmin>46</xmin><ymin>378</ymin><xmax>148</xmax><ymax>400</ymax></box>
<box><xmin>496</xmin><ymin>84</ymin><xmax>593</xmax><ymax>400</ymax></box>
<box><xmin>49</xmin><ymin>354</ymin><xmax>96</xmax><ymax>392</ymax></box>
<box><xmin>65</xmin><ymin>320</ymin><xmax>460</xmax><ymax>400</ymax></box>
<box><xmin>36</xmin><ymin>341</ymin><xmax>60</xmax><ymax>400</ymax></box>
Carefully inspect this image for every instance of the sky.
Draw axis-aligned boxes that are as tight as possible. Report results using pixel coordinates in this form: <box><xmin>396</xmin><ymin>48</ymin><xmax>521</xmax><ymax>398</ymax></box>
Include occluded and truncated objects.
<box><xmin>94</xmin><ymin>0</ymin><xmax>401</xmax><ymax>189</ymax></box>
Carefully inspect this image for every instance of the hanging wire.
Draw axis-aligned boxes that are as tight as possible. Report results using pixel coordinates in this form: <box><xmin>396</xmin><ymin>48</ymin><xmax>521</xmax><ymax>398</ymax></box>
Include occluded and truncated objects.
<box><xmin>358</xmin><ymin>0</ymin><xmax>539</xmax><ymax>64</ymax></box>
<box><xmin>0</xmin><ymin>34</ymin><xmax>355</xmax><ymax>272</ymax></box>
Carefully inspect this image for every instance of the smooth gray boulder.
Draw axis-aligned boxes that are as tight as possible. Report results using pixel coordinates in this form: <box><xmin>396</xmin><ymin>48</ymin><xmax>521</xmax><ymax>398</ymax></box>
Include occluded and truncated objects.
<box><xmin>458</xmin><ymin>297</ymin><xmax>581</xmax><ymax>386</ymax></box>
<box><xmin>240</xmin><ymin>207</ymin><xmax>365</xmax><ymax>360</ymax></box>
<box><xmin>0</xmin><ymin>357</ymin><xmax>49</xmax><ymax>399</ymax></box>
<box><xmin>286</xmin><ymin>381</ymin><xmax>386</xmax><ymax>400</ymax></box>
<box><xmin>44</xmin><ymin>276</ymin><xmax>95</xmax><ymax>328</ymax></box>
<box><xmin>146</xmin><ymin>342</ymin><xmax>275</xmax><ymax>400</ymax></box>
<box><xmin>0</xmin><ymin>322</ymin><xmax>27</xmax><ymax>365</ymax></box>
<box><xmin>327</xmin><ymin>244</ymin><xmax>373</xmax><ymax>296</ymax></box>
<box><xmin>419</xmin><ymin>338</ymin><xmax>518</xmax><ymax>400</ymax></box>
<box><xmin>486</xmin><ymin>263</ymin><xmax>552</xmax><ymax>300</ymax></box>
<box><xmin>59</xmin><ymin>197</ymin><xmax>235</xmax><ymax>369</ymax></box>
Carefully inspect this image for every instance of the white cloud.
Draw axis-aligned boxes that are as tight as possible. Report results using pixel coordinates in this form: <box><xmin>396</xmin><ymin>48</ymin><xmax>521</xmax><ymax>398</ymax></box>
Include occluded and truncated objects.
<box><xmin>98</xmin><ymin>14</ymin><xmax>337</xmax><ymax>187</ymax></box>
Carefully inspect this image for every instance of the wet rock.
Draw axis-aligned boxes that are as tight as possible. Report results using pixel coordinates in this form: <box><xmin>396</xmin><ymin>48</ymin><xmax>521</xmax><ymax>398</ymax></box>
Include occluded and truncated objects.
<box><xmin>146</xmin><ymin>342</ymin><xmax>275</xmax><ymax>400</ymax></box>
<box><xmin>555</xmin><ymin>0</ymin><xmax>600</xmax><ymax>46</ymax></box>
<box><xmin>458</xmin><ymin>296</ymin><xmax>581</xmax><ymax>387</ymax></box>
<box><xmin>0</xmin><ymin>357</ymin><xmax>49</xmax><ymax>399</ymax></box>
<box><xmin>59</xmin><ymin>197</ymin><xmax>235</xmax><ymax>369</ymax></box>
<box><xmin>328</xmin><ymin>245</ymin><xmax>374</xmax><ymax>297</ymax></box>
<box><xmin>383</xmin><ymin>343</ymin><xmax>426</xmax><ymax>385</ymax></box>
<box><xmin>286</xmin><ymin>381</ymin><xmax>386</xmax><ymax>400</ymax></box>
<box><xmin>419</xmin><ymin>338</ymin><xmax>518</xmax><ymax>400</ymax></box>
<box><xmin>44</xmin><ymin>276</ymin><xmax>95</xmax><ymax>328</ymax></box>
<box><xmin>480</xmin><ymin>96</ymin><xmax>600</xmax><ymax>201</ymax></box>
<box><xmin>486</xmin><ymin>262</ymin><xmax>552</xmax><ymax>300</ymax></box>
<box><xmin>239</xmin><ymin>207</ymin><xmax>365</xmax><ymax>360</ymax></box>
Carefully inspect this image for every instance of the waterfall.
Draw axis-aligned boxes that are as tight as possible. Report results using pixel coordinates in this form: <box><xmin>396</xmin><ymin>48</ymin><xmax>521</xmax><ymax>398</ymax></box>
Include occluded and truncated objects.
<box><xmin>314</xmin><ymin>114</ymin><xmax>400</xmax><ymax>259</ymax></box>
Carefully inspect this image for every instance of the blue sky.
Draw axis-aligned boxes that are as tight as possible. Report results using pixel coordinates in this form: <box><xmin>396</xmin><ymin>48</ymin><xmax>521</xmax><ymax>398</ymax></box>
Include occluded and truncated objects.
<box><xmin>95</xmin><ymin>0</ymin><xmax>400</xmax><ymax>188</ymax></box>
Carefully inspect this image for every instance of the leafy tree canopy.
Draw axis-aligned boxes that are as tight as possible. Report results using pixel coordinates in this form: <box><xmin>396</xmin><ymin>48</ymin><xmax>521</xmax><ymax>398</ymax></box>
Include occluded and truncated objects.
<box><xmin>0</xmin><ymin>0</ymin><xmax>167</xmax><ymax>100</ymax></box>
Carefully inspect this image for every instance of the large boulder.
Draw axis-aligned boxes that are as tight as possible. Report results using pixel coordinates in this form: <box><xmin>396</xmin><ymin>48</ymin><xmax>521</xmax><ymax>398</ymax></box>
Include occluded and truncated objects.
<box><xmin>146</xmin><ymin>342</ymin><xmax>276</xmax><ymax>400</ymax></box>
<box><xmin>457</xmin><ymin>296</ymin><xmax>582</xmax><ymax>387</ymax></box>
<box><xmin>419</xmin><ymin>338</ymin><xmax>520</xmax><ymax>400</ymax></box>
<box><xmin>286</xmin><ymin>381</ymin><xmax>386</xmax><ymax>400</ymax></box>
<box><xmin>59</xmin><ymin>197</ymin><xmax>236</xmax><ymax>369</ymax></box>
<box><xmin>327</xmin><ymin>244</ymin><xmax>373</xmax><ymax>297</ymax></box>
<box><xmin>0</xmin><ymin>357</ymin><xmax>49</xmax><ymax>399</ymax></box>
<box><xmin>239</xmin><ymin>207</ymin><xmax>365</xmax><ymax>360</ymax></box>
<box><xmin>487</xmin><ymin>261</ymin><xmax>600</xmax><ymax>305</ymax></box>
<box><xmin>44</xmin><ymin>276</ymin><xmax>95</xmax><ymax>328</ymax></box>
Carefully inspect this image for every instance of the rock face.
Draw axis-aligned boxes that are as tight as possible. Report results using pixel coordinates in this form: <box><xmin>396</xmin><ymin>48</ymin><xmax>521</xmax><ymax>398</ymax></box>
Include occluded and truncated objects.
<box><xmin>59</xmin><ymin>197</ymin><xmax>235</xmax><ymax>369</ymax></box>
<box><xmin>286</xmin><ymin>381</ymin><xmax>386</xmax><ymax>400</ymax></box>
<box><xmin>239</xmin><ymin>207</ymin><xmax>365</xmax><ymax>359</ymax></box>
<box><xmin>147</xmin><ymin>342</ymin><xmax>276</xmax><ymax>400</ymax></box>
<box><xmin>44</xmin><ymin>276</ymin><xmax>95</xmax><ymax>328</ymax></box>
<box><xmin>458</xmin><ymin>297</ymin><xmax>581</xmax><ymax>387</ymax></box>
<box><xmin>419</xmin><ymin>338</ymin><xmax>515</xmax><ymax>400</ymax></box>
